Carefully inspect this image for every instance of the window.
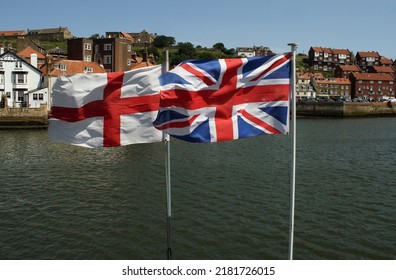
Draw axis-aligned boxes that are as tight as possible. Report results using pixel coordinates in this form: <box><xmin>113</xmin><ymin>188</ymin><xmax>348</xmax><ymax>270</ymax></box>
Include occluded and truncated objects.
<box><xmin>58</xmin><ymin>64</ymin><xmax>67</xmax><ymax>70</ymax></box>
<box><xmin>128</xmin><ymin>45</ymin><xmax>132</xmax><ymax>52</ymax></box>
<box><xmin>17</xmin><ymin>91</ymin><xmax>24</xmax><ymax>101</ymax></box>
<box><xmin>33</xmin><ymin>93</ymin><xmax>38</xmax><ymax>100</ymax></box>
<box><xmin>0</xmin><ymin>73</ymin><xmax>3</xmax><ymax>84</ymax></box>
<box><xmin>15</xmin><ymin>61</ymin><xmax>22</xmax><ymax>68</ymax></box>
<box><xmin>104</xmin><ymin>55</ymin><xmax>112</xmax><ymax>64</ymax></box>
<box><xmin>0</xmin><ymin>61</ymin><xmax>3</xmax><ymax>68</ymax></box>
<box><xmin>84</xmin><ymin>55</ymin><xmax>91</xmax><ymax>62</ymax></box>
<box><xmin>104</xmin><ymin>44</ymin><xmax>112</xmax><ymax>51</ymax></box>
<box><xmin>39</xmin><ymin>93</ymin><xmax>43</xmax><ymax>100</ymax></box>
<box><xmin>84</xmin><ymin>67</ymin><xmax>93</xmax><ymax>72</ymax></box>
<box><xmin>84</xmin><ymin>43</ymin><xmax>91</xmax><ymax>50</ymax></box>
<box><xmin>127</xmin><ymin>59</ymin><xmax>131</xmax><ymax>66</ymax></box>
<box><xmin>15</xmin><ymin>73</ymin><xmax>27</xmax><ymax>84</ymax></box>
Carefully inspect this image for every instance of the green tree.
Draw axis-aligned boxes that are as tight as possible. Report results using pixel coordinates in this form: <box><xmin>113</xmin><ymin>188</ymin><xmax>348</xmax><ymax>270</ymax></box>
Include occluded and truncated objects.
<box><xmin>153</xmin><ymin>35</ymin><xmax>176</xmax><ymax>48</ymax></box>
<box><xmin>89</xmin><ymin>33</ymin><xmax>100</xmax><ymax>39</ymax></box>
<box><xmin>213</xmin><ymin>42</ymin><xmax>225</xmax><ymax>51</ymax></box>
<box><xmin>170</xmin><ymin>42</ymin><xmax>197</xmax><ymax>65</ymax></box>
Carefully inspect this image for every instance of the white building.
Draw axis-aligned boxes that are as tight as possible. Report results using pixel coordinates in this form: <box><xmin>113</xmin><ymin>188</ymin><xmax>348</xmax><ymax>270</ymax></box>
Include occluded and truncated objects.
<box><xmin>0</xmin><ymin>48</ymin><xmax>48</xmax><ymax>108</ymax></box>
<box><xmin>236</xmin><ymin>47</ymin><xmax>255</xmax><ymax>58</ymax></box>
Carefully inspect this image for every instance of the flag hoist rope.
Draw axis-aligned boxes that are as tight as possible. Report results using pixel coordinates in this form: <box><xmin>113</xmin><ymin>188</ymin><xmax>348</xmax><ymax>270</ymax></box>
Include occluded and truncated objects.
<box><xmin>288</xmin><ymin>43</ymin><xmax>298</xmax><ymax>260</ymax></box>
<box><xmin>162</xmin><ymin>49</ymin><xmax>172</xmax><ymax>260</ymax></box>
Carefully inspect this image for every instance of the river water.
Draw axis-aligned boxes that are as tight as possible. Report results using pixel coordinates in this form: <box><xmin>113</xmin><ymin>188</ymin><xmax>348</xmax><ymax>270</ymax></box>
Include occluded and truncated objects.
<box><xmin>0</xmin><ymin>118</ymin><xmax>395</xmax><ymax>259</ymax></box>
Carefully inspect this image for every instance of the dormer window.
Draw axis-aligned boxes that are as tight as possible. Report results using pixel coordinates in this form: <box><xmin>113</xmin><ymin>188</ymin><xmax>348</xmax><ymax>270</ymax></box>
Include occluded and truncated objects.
<box><xmin>84</xmin><ymin>67</ymin><xmax>93</xmax><ymax>73</ymax></box>
<box><xmin>57</xmin><ymin>64</ymin><xmax>67</xmax><ymax>70</ymax></box>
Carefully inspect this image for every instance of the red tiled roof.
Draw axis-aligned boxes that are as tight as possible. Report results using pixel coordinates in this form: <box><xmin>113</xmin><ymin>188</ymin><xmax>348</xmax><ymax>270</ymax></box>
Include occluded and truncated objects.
<box><xmin>120</xmin><ymin>32</ymin><xmax>133</xmax><ymax>39</ymax></box>
<box><xmin>351</xmin><ymin>72</ymin><xmax>394</xmax><ymax>81</ymax></box>
<box><xmin>370</xmin><ymin>66</ymin><xmax>395</xmax><ymax>73</ymax></box>
<box><xmin>357</xmin><ymin>51</ymin><xmax>380</xmax><ymax>57</ymax></box>
<box><xmin>311</xmin><ymin>46</ymin><xmax>350</xmax><ymax>55</ymax></box>
<box><xmin>0</xmin><ymin>30</ymin><xmax>25</xmax><ymax>36</ymax></box>
<box><xmin>17</xmin><ymin>47</ymin><xmax>46</xmax><ymax>59</ymax></box>
<box><xmin>338</xmin><ymin>64</ymin><xmax>361</xmax><ymax>71</ymax></box>
<box><xmin>130</xmin><ymin>53</ymin><xmax>156</xmax><ymax>70</ymax></box>
<box><xmin>315</xmin><ymin>77</ymin><xmax>351</xmax><ymax>85</ymax></box>
<box><xmin>331</xmin><ymin>48</ymin><xmax>351</xmax><ymax>55</ymax></box>
<box><xmin>311</xmin><ymin>47</ymin><xmax>323</xmax><ymax>52</ymax></box>
<box><xmin>45</xmin><ymin>60</ymin><xmax>106</xmax><ymax>76</ymax></box>
<box><xmin>380</xmin><ymin>56</ymin><xmax>393</xmax><ymax>65</ymax></box>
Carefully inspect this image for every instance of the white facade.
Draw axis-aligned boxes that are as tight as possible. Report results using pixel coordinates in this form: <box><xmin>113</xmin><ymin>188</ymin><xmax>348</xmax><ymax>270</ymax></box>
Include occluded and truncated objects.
<box><xmin>236</xmin><ymin>47</ymin><xmax>255</xmax><ymax>58</ymax></box>
<box><xmin>0</xmin><ymin>50</ymin><xmax>48</xmax><ymax>108</ymax></box>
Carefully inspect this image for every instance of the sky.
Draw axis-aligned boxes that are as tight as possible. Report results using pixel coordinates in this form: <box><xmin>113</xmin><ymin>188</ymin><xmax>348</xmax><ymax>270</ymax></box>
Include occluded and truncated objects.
<box><xmin>2</xmin><ymin>0</ymin><xmax>395</xmax><ymax>59</ymax></box>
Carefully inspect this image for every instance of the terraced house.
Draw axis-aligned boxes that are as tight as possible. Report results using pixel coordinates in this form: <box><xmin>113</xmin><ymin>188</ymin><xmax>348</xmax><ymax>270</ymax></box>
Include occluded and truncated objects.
<box><xmin>308</xmin><ymin>47</ymin><xmax>353</xmax><ymax>72</ymax></box>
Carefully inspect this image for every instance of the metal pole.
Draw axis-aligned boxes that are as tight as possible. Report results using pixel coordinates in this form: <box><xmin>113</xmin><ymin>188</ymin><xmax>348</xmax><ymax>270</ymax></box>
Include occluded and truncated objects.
<box><xmin>162</xmin><ymin>49</ymin><xmax>172</xmax><ymax>260</ymax></box>
<box><xmin>287</xmin><ymin>43</ymin><xmax>298</xmax><ymax>260</ymax></box>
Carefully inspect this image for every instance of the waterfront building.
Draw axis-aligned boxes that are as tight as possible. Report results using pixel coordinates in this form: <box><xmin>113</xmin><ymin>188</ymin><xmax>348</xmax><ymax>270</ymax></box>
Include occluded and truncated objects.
<box><xmin>296</xmin><ymin>72</ymin><xmax>316</xmax><ymax>99</ymax></box>
<box><xmin>380</xmin><ymin>56</ymin><xmax>394</xmax><ymax>67</ymax></box>
<box><xmin>308</xmin><ymin>47</ymin><xmax>353</xmax><ymax>72</ymax></box>
<box><xmin>17</xmin><ymin>47</ymin><xmax>46</xmax><ymax>69</ymax></box>
<box><xmin>334</xmin><ymin>64</ymin><xmax>361</xmax><ymax>79</ymax></box>
<box><xmin>367</xmin><ymin>65</ymin><xmax>395</xmax><ymax>78</ymax></box>
<box><xmin>355</xmin><ymin>51</ymin><xmax>381</xmax><ymax>72</ymax></box>
<box><xmin>349</xmin><ymin>72</ymin><xmax>395</xmax><ymax>100</ymax></box>
<box><xmin>0</xmin><ymin>49</ymin><xmax>47</xmax><ymax>109</ymax></box>
<box><xmin>311</xmin><ymin>75</ymin><xmax>351</xmax><ymax>100</ymax></box>
<box><xmin>40</xmin><ymin>59</ymin><xmax>105</xmax><ymax>106</ymax></box>
<box><xmin>67</xmin><ymin>38</ymin><xmax>94</xmax><ymax>62</ymax></box>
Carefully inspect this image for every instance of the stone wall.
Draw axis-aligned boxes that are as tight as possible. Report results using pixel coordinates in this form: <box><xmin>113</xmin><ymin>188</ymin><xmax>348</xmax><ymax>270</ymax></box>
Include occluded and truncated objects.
<box><xmin>0</xmin><ymin>104</ymin><xmax>48</xmax><ymax>128</ymax></box>
<box><xmin>297</xmin><ymin>102</ymin><xmax>396</xmax><ymax>118</ymax></box>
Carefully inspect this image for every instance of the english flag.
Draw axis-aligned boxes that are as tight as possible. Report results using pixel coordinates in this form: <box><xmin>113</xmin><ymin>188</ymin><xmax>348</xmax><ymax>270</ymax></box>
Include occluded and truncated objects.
<box><xmin>49</xmin><ymin>65</ymin><xmax>162</xmax><ymax>148</ymax></box>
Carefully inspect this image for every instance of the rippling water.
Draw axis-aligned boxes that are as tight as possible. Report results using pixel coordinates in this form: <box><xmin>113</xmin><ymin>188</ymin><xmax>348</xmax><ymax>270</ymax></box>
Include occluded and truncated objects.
<box><xmin>0</xmin><ymin>118</ymin><xmax>395</xmax><ymax>259</ymax></box>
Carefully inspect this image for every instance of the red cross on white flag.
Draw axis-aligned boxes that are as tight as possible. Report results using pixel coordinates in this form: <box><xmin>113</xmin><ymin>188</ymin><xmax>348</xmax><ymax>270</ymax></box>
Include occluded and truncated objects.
<box><xmin>49</xmin><ymin>66</ymin><xmax>162</xmax><ymax>148</ymax></box>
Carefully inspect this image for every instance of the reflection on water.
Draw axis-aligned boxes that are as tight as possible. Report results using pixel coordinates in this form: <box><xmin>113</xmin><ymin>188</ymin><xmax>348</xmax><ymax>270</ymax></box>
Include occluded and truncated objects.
<box><xmin>1</xmin><ymin>118</ymin><xmax>396</xmax><ymax>259</ymax></box>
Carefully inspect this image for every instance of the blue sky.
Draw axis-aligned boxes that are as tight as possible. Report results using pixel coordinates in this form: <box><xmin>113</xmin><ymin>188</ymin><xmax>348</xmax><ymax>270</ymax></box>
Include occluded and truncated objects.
<box><xmin>2</xmin><ymin>0</ymin><xmax>395</xmax><ymax>59</ymax></box>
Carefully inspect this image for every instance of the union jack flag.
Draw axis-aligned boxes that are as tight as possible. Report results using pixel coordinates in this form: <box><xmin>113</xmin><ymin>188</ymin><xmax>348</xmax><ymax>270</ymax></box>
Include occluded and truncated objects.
<box><xmin>153</xmin><ymin>53</ymin><xmax>292</xmax><ymax>142</ymax></box>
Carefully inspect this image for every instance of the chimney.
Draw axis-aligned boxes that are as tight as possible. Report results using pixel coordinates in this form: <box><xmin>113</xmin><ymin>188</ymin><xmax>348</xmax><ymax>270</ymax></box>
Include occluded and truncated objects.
<box><xmin>30</xmin><ymin>53</ymin><xmax>38</xmax><ymax>68</ymax></box>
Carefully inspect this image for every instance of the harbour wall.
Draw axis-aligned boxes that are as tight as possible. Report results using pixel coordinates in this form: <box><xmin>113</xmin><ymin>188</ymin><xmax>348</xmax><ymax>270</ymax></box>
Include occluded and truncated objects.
<box><xmin>297</xmin><ymin>102</ymin><xmax>396</xmax><ymax>118</ymax></box>
<box><xmin>1</xmin><ymin>102</ymin><xmax>395</xmax><ymax>129</ymax></box>
<box><xmin>0</xmin><ymin>104</ymin><xmax>48</xmax><ymax>129</ymax></box>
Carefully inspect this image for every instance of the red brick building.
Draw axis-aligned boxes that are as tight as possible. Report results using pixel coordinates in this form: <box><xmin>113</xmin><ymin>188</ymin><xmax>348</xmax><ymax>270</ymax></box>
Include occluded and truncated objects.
<box><xmin>311</xmin><ymin>76</ymin><xmax>351</xmax><ymax>99</ymax></box>
<box><xmin>355</xmin><ymin>51</ymin><xmax>380</xmax><ymax>72</ymax></box>
<box><xmin>92</xmin><ymin>37</ymin><xmax>134</xmax><ymax>72</ymax></box>
<box><xmin>308</xmin><ymin>47</ymin><xmax>353</xmax><ymax>72</ymax></box>
<box><xmin>380</xmin><ymin>56</ymin><xmax>394</xmax><ymax>67</ymax></box>
<box><xmin>350</xmin><ymin>72</ymin><xmax>395</xmax><ymax>100</ymax></box>
<box><xmin>367</xmin><ymin>65</ymin><xmax>395</xmax><ymax>78</ymax></box>
<box><xmin>67</xmin><ymin>38</ymin><xmax>94</xmax><ymax>62</ymax></box>
<box><xmin>334</xmin><ymin>64</ymin><xmax>361</xmax><ymax>78</ymax></box>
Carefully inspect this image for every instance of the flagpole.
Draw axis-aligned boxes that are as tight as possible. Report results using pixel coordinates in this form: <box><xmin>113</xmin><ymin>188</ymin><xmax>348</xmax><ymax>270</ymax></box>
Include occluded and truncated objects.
<box><xmin>287</xmin><ymin>42</ymin><xmax>298</xmax><ymax>260</ymax></box>
<box><xmin>162</xmin><ymin>49</ymin><xmax>172</xmax><ymax>260</ymax></box>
